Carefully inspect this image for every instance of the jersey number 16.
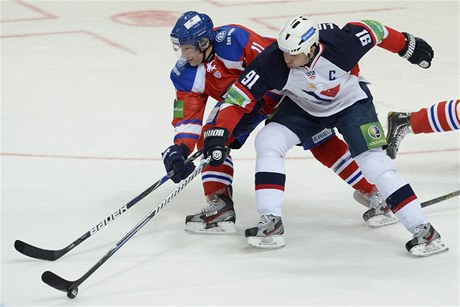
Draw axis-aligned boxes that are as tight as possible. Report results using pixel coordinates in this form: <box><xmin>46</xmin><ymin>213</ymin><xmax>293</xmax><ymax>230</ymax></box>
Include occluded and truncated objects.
<box><xmin>355</xmin><ymin>29</ymin><xmax>372</xmax><ymax>46</ymax></box>
<box><xmin>241</xmin><ymin>70</ymin><xmax>260</xmax><ymax>89</ymax></box>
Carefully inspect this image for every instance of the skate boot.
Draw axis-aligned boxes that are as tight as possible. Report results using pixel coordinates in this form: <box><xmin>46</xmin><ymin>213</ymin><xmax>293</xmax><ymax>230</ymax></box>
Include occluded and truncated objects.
<box><xmin>406</xmin><ymin>223</ymin><xmax>448</xmax><ymax>256</ymax></box>
<box><xmin>386</xmin><ymin>112</ymin><xmax>411</xmax><ymax>159</ymax></box>
<box><xmin>245</xmin><ymin>215</ymin><xmax>285</xmax><ymax>249</ymax></box>
<box><xmin>355</xmin><ymin>190</ymin><xmax>399</xmax><ymax>227</ymax></box>
<box><xmin>185</xmin><ymin>193</ymin><xmax>236</xmax><ymax>234</ymax></box>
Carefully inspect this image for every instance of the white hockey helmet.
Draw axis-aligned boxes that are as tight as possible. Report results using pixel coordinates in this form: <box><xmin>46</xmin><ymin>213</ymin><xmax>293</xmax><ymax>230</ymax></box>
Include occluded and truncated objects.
<box><xmin>278</xmin><ymin>15</ymin><xmax>319</xmax><ymax>56</ymax></box>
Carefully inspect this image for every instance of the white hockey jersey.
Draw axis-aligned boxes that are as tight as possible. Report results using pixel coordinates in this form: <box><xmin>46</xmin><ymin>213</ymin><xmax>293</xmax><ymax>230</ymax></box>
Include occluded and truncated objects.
<box><xmin>215</xmin><ymin>20</ymin><xmax>408</xmax><ymax>133</ymax></box>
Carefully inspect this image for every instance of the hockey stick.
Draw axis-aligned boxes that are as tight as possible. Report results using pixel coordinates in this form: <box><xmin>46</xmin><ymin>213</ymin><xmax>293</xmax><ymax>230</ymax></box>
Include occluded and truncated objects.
<box><xmin>42</xmin><ymin>156</ymin><xmax>210</xmax><ymax>299</ymax></box>
<box><xmin>421</xmin><ymin>190</ymin><xmax>460</xmax><ymax>208</ymax></box>
<box><xmin>354</xmin><ymin>189</ymin><xmax>460</xmax><ymax>209</ymax></box>
<box><xmin>14</xmin><ymin>150</ymin><xmax>203</xmax><ymax>261</ymax></box>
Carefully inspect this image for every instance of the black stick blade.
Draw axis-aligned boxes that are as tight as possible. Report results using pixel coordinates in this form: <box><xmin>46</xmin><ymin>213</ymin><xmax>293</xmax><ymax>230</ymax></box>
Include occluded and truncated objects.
<box><xmin>14</xmin><ymin>240</ymin><xmax>62</xmax><ymax>261</ymax></box>
<box><xmin>42</xmin><ymin>271</ymin><xmax>74</xmax><ymax>293</ymax></box>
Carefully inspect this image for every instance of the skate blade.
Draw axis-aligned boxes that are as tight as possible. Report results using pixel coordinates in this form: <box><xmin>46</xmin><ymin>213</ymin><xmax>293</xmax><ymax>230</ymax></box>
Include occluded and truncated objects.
<box><xmin>185</xmin><ymin>221</ymin><xmax>236</xmax><ymax>234</ymax></box>
<box><xmin>367</xmin><ymin>213</ymin><xmax>399</xmax><ymax>228</ymax></box>
<box><xmin>247</xmin><ymin>235</ymin><xmax>285</xmax><ymax>249</ymax></box>
<box><xmin>409</xmin><ymin>238</ymin><xmax>449</xmax><ymax>257</ymax></box>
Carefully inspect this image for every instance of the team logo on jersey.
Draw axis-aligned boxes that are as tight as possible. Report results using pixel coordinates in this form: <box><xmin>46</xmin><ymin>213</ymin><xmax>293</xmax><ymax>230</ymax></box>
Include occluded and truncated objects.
<box><xmin>206</xmin><ymin>61</ymin><xmax>217</xmax><ymax>72</ymax></box>
<box><xmin>215</xmin><ymin>30</ymin><xmax>226</xmax><ymax>43</ymax></box>
<box><xmin>320</xmin><ymin>84</ymin><xmax>340</xmax><ymax>97</ymax></box>
<box><xmin>306</xmin><ymin>70</ymin><xmax>316</xmax><ymax>79</ymax></box>
<box><xmin>206</xmin><ymin>60</ymin><xmax>222</xmax><ymax>78</ymax></box>
<box><xmin>360</xmin><ymin>122</ymin><xmax>387</xmax><ymax>149</ymax></box>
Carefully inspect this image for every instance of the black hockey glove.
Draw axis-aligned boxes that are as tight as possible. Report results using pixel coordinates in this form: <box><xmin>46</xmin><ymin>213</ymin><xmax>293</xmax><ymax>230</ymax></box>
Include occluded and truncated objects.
<box><xmin>203</xmin><ymin>127</ymin><xmax>230</xmax><ymax>166</ymax></box>
<box><xmin>398</xmin><ymin>32</ymin><xmax>434</xmax><ymax>69</ymax></box>
<box><xmin>162</xmin><ymin>144</ymin><xmax>195</xmax><ymax>183</ymax></box>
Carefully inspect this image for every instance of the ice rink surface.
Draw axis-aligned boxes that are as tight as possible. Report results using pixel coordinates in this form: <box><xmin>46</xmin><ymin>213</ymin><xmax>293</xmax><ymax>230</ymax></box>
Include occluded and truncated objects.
<box><xmin>1</xmin><ymin>0</ymin><xmax>459</xmax><ymax>306</ymax></box>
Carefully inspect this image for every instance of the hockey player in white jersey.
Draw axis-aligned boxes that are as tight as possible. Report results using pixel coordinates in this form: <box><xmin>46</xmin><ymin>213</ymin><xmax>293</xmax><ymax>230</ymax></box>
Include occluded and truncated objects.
<box><xmin>201</xmin><ymin>16</ymin><xmax>449</xmax><ymax>256</ymax></box>
<box><xmin>162</xmin><ymin>11</ymin><xmax>398</xmax><ymax>234</ymax></box>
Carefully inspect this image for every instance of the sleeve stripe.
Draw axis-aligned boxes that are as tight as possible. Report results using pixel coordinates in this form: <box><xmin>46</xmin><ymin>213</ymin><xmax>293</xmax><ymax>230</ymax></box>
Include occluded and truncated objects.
<box><xmin>173</xmin><ymin>133</ymin><xmax>200</xmax><ymax>142</ymax></box>
<box><xmin>174</xmin><ymin>119</ymin><xmax>202</xmax><ymax>127</ymax></box>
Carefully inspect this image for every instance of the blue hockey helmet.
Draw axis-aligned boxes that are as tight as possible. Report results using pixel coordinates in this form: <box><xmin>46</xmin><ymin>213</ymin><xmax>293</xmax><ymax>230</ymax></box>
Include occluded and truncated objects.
<box><xmin>170</xmin><ymin>11</ymin><xmax>214</xmax><ymax>50</ymax></box>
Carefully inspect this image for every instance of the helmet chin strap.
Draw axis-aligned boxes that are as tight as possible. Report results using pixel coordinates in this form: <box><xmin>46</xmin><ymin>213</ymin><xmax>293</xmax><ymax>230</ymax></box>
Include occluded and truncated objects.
<box><xmin>202</xmin><ymin>45</ymin><xmax>214</xmax><ymax>63</ymax></box>
<box><xmin>303</xmin><ymin>43</ymin><xmax>320</xmax><ymax>67</ymax></box>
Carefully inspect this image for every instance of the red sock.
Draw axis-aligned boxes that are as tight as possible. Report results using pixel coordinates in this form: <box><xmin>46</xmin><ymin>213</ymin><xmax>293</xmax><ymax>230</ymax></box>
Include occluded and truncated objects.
<box><xmin>310</xmin><ymin>135</ymin><xmax>376</xmax><ymax>195</ymax></box>
<box><xmin>411</xmin><ymin>99</ymin><xmax>460</xmax><ymax>134</ymax></box>
<box><xmin>202</xmin><ymin>155</ymin><xmax>234</xmax><ymax>197</ymax></box>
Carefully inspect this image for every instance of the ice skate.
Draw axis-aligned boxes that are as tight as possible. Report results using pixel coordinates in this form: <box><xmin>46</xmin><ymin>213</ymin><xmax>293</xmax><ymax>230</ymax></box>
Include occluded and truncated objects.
<box><xmin>245</xmin><ymin>215</ymin><xmax>285</xmax><ymax>249</ymax></box>
<box><xmin>406</xmin><ymin>223</ymin><xmax>448</xmax><ymax>257</ymax></box>
<box><xmin>355</xmin><ymin>190</ymin><xmax>399</xmax><ymax>227</ymax></box>
<box><xmin>185</xmin><ymin>193</ymin><xmax>236</xmax><ymax>234</ymax></box>
<box><xmin>386</xmin><ymin>112</ymin><xmax>411</xmax><ymax>159</ymax></box>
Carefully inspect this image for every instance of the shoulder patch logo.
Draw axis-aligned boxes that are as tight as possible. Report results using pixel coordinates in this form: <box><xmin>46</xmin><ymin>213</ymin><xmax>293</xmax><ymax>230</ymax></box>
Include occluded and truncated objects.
<box><xmin>177</xmin><ymin>58</ymin><xmax>187</xmax><ymax>67</ymax></box>
<box><xmin>216</xmin><ymin>30</ymin><xmax>226</xmax><ymax>43</ymax></box>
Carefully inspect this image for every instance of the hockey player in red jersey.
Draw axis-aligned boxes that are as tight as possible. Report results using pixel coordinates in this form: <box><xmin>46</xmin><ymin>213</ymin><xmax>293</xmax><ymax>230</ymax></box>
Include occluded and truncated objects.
<box><xmin>201</xmin><ymin>15</ymin><xmax>449</xmax><ymax>256</ymax></box>
<box><xmin>162</xmin><ymin>11</ymin><xmax>396</xmax><ymax>234</ymax></box>
<box><xmin>386</xmin><ymin>99</ymin><xmax>460</xmax><ymax>159</ymax></box>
